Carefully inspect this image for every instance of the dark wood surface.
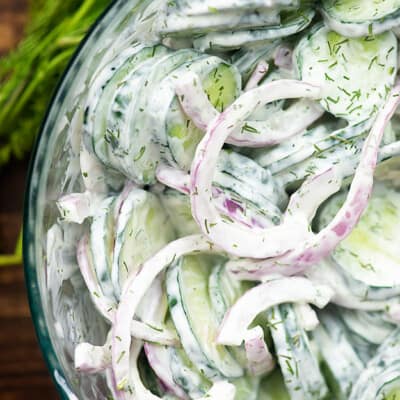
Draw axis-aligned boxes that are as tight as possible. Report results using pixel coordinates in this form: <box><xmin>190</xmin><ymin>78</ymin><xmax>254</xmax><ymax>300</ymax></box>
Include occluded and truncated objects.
<box><xmin>0</xmin><ymin>1</ymin><xmax>59</xmax><ymax>398</ymax></box>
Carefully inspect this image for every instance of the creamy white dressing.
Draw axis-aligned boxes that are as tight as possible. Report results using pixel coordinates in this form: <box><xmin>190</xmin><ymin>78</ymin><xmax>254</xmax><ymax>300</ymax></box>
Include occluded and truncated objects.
<box><xmin>296</xmin><ymin>25</ymin><xmax>398</xmax><ymax>123</ymax></box>
<box><xmin>47</xmin><ymin>0</ymin><xmax>400</xmax><ymax>398</ymax></box>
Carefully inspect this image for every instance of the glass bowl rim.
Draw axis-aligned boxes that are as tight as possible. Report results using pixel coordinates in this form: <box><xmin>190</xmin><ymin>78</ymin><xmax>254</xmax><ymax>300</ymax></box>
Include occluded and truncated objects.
<box><xmin>23</xmin><ymin>1</ymin><xmax>118</xmax><ymax>398</ymax></box>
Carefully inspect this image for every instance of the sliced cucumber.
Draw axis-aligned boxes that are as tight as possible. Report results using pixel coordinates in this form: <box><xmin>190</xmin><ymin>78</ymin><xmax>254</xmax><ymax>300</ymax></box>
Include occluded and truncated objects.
<box><xmin>209</xmin><ymin>262</ymin><xmax>251</xmax><ymax>369</ymax></box>
<box><xmin>209</xmin><ymin>263</ymin><xmax>230</xmax><ymax>323</ymax></box>
<box><xmin>317</xmin><ymin>183</ymin><xmax>400</xmax><ymax>289</ymax></box>
<box><xmin>275</xmin><ymin>134</ymin><xmax>365</xmax><ymax>188</ymax></box>
<box><xmin>89</xmin><ymin>196</ymin><xmax>117</xmax><ymax>300</ymax></box>
<box><xmin>322</xmin><ymin>0</ymin><xmax>400</xmax><ymax>37</ymax></box>
<box><xmin>277</xmin><ymin>134</ymin><xmax>396</xmax><ymax>189</ymax></box>
<box><xmin>166</xmin><ymin>61</ymin><xmax>241</xmax><ymax>171</ymax></box>
<box><xmin>349</xmin><ymin>328</ymin><xmax>400</xmax><ymax>400</ymax></box>
<box><xmin>89</xmin><ymin>45</ymin><xmax>169</xmax><ymax>176</ymax></box>
<box><xmin>112</xmin><ymin>187</ymin><xmax>175</xmax><ymax>297</ymax></box>
<box><xmin>160</xmin><ymin>189</ymin><xmax>200</xmax><ymax>237</ymax></box>
<box><xmin>256</xmin><ymin>120</ymin><xmax>370</xmax><ymax>176</ymax></box>
<box><xmin>232</xmin><ymin>376</ymin><xmax>260</xmax><ymax>400</ymax></box>
<box><xmin>173</xmin><ymin>0</ymin><xmax>298</xmax><ymax>15</ymax></box>
<box><xmin>193</xmin><ymin>8</ymin><xmax>315</xmax><ymax>51</ymax></box>
<box><xmin>294</xmin><ymin>24</ymin><xmax>397</xmax><ymax>123</ymax></box>
<box><xmin>268</xmin><ymin>304</ymin><xmax>329</xmax><ymax>400</ymax></box>
<box><xmin>166</xmin><ymin>255</ymin><xmax>244</xmax><ymax>380</ymax></box>
<box><xmin>144</xmin><ymin>53</ymin><xmax>216</xmax><ymax>169</ymax></box>
<box><xmin>159</xmin><ymin>8</ymin><xmax>281</xmax><ymax>36</ymax></box>
<box><xmin>312</xmin><ymin>309</ymin><xmax>364</xmax><ymax>399</ymax></box>
<box><xmin>95</xmin><ymin>55</ymin><xmax>162</xmax><ymax>176</ymax></box>
<box><xmin>166</xmin><ymin>101</ymin><xmax>205</xmax><ymax>172</ymax></box>
<box><xmin>209</xmin><ymin>263</ymin><xmax>250</xmax><ymax>323</ymax></box>
<box><xmin>245</xmin><ymin>68</ymin><xmax>290</xmax><ymax>122</ymax></box>
<box><xmin>137</xmin><ymin>350</ymin><xmax>165</xmax><ymax>397</ymax></box>
<box><xmin>82</xmin><ymin>44</ymin><xmax>148</xmax><ymax>162</ymax></box>
<box><xmin>255</xmin><ymin>123</ymin><xmax>332</xmax><ymax>171</ymax></box>
<box><xmin>231</xmin><ymin>41</ymin><xmax>281</xmax><ymax>83</ymax></box>
<box><xmin>169</xmin><ymin>346</ymin><xmax>211</xmax><ymax>398</ymax></box>
<box><xmin>340</xmin><ymin>309</ymin><xmax>396</xmax><ymax>345</ymax></box>
<box><xmin>377</xmin><ymin>380</ymin><xmax>400</xmax><ymax>400</ymax></box>
<box><xmin>258</xmin><ymin>369</ymin><xmax>290</xmax><ymax>400</ymax></box>
<box><xmin>126</xmin><ymin>49</ymin><xmax>199</xmax><ymax>183</ymax></box>
<box><xmin>202</xmin><ymin>63</ymin><xmax>242</xmax><ymax>113</ymax></box>
<box><xmin>213</xmin><ymin>151</ymin><xmax>287</xmax><ymax>227</ymax></box>
<box><xmin>216</xmin><ymin>150</ymin><xmax>287</xmax><ymax>211</ymax></box>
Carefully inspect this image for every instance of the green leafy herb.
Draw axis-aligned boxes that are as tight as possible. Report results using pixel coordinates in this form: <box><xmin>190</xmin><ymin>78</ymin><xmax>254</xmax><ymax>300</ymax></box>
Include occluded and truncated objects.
<box><xmin>0</xmin><ymin>0</ymin><xmax>110</xmax><ymax>167</ymax></box>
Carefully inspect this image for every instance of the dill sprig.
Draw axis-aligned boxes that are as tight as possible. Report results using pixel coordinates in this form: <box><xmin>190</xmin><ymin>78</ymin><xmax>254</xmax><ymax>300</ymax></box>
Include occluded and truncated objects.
<box><xmin>0</xmin><ymin>0</ymin><xmax>110</xmax><ymax>167</ymax></box>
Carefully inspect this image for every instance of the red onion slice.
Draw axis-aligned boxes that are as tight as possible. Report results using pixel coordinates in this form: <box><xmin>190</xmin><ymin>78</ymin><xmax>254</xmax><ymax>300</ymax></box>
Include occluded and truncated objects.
<box><xmin>227</xmin><ymin>81</ymin><xmax>400</xmax><ymax>278</ymax></box>
<box><xmin>190</xmin><ymin>80</ymin><xmax>321</xmax><ymax>258</ymax></box>
<box><xmin>77</xmin><ymin>236</ymin><xmax>178</xmax><ymax>346</ymax></box>
<box><xmin>244</xmin><ymin>326</ymin><xmax>275</xmax><ymax>376</ymax></box>
<box><xmin>111</xmin><ymin>235</ymin><xmax>218</xmax><ymax>392</ymax></box>
<box><xmin>176</xmin><ymin>74</ymin><xmax>323</xmax><ymax>148</ymax></box>
<box><xmin>217</xmin><ymin>277</ymin><xmax>332</xmax><ymax>346</ymax></box>
<box><xmin>144</xmin><ymin>344</ymin><xmax>188</xmax><ymax>399</ymax></box>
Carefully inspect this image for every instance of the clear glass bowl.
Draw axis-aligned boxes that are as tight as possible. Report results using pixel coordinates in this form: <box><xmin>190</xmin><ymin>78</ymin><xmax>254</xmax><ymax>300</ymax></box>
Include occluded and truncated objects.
<box><xmin>23</xmin><ymin>1</ymin><xmax>153</xmax><ymax>397</ymax></box>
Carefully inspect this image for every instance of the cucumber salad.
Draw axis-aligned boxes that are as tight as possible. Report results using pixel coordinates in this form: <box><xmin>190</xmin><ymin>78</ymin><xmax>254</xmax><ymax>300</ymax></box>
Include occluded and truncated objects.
<box><xmin>54</xmin><ymin>0</ymin><xmax>400</xmax><ymax>398</ymax></box>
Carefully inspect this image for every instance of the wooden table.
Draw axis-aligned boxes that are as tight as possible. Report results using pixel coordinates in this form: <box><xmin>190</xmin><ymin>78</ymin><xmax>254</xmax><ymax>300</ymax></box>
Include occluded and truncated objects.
<box><xmin>0</xmin><ymin>0</ymin><xmax>59</xmax><ymax>398</ymax></box>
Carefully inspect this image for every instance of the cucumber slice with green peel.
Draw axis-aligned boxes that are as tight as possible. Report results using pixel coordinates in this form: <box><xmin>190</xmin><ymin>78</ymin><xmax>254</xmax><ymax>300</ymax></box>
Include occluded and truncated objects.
<box><xmin>173</xmin><ymin>0</ymin><xmax>299</xmax><ymax>15</ymax></box>
<box><xmin>143</xmin><ymin>53</ymin><xmax>217</xmax><ymax>168</ymax></box>
<box><xmin>312</xmin><ymin>310</ymin><xmax>364</xmax><ymax>399</ymax></box>
<box><xmin>377</xmin><ymin>381</ymin><xmax>400</xmax><ymax>400</ymax></box>
<box><xmin>337</xmin><ymin>310</ymin><xmax>394</xmax><ymax>363</ymax></box>
<box><xmin>112</xmin><ymin>187</ymin><xmax>175</xmax><ymax>298</ymax></box>
<box><xmin>209</xmin><ymin>263</ymin><xmax>231</xmax><ymax>323</ymax></box>
<box><xmin>213</xmin><ymin>150</ymin><xmax>285</xmax><ymax>227</ymax></box>
<box><xmin>349</xmin><ymin>328</ymin><xmax>400</xmax><ymax>400</ymax></box>
<box><xmin>193</xmin><ymin>8</ymin><xmax>315</xmax><ymax>51</ymax></box>
<box><xmin>208</xmin><ymin>262</ymin><xmax>252</xmax><ymax>369</ymax></box>
<box><xmin>209</xmin><ymin>263</ymin><xmax>251</xmax><ymax>323</ymax></box>
<box><xmin>94</xmin><ymin>47</ymin><xmax>170</xmax><ymax>175</ymax></box>
<box><xmin>166</xmin><ymin>255</ymin><xmax>244</xmax><ymax>380</ymax></box>
<box><xmin>275</xmin><ymin>123</ymin><xmax>400</xmax><ymax>188</ymax></box>
<box><xmin>166</xmin><ymin>61</ymin><xmax>241</xmax><ymax>171</ymax></box>
<box><xmin>89</xmin><ymin>196</ymin><xmax>117</xmax><ymax>300</ymax></box>
<box><xmin>89</xmin><ymin>46</ymin><xmax>169</xmax><ymax>174</ymax></box>
<box><xmin>160</xmin><ymin>189</ymin><xmax>200</xmax><ymax>237</ymax></box>
<box><xmin>317</xmin><ymin>183</ymin><xmax>400</xmax><ymax>289</ymax></box>
<box><xmin>166</xmin><ymin>100</ymin><xmax>205</xmax><ymax>172</ymax></box>
<box><xmin>257</xmin><ymin>119</ymin><xmax>370</xmax><ymax>179</ymax></box>
<box><xmin>344</xmin><ymin>330</ymin><xmax>377</xmax><ymax>365</ymax></box>
<box><xmin>138</xmin><ymin>350</ymin><xmax>165</xmax><ymax>397</ymax></box>
<box><xmin>245</xmin><ymin>69</ymin><xmax>289</xmax><ymax>121</ymax></box>
<box><xmin>127</xmin><ymin>49</ymin><xmax>200</xmax><ymax>183</ymax></box>
<box><xmin>254</xmin><ymin>124</ymin><xmax>332</xmax><ymax>171</ymax></box>
<box><xmin>170</xmin><ymin>350</ymin><xmax>260</xmax><ymax>400</ymax></box>
<box><xmin>275</xmin><ymin>133</ymin><xmax>364</xmax><ymax>188</ymax></box>
<box><xmin>231</xmin><ymin>376</ymin><xmax>260</xmax><ymax>400</ymax></box>
<box><xmin>159</xmin><ymin>8</ymin><xmax>281</xmax><ymax>36</ymax></box>
<box><xmin>321</xmin><ymin>0</ymin><xmax>400</xmax><ymax>37</ymax></box>
<box><xmin>82</xmin><ymin>44</ymin><xmax>152</xmax><ymax>163</ymax></box>
<box><xmin>258</xmin><ymin>369</ymin><xmax>290</xmax><ymax>400</ymax></box>
<box><xmin>169</xmin><ymin>346</ymin><xmax>211</xmax><ymax>398</ymax></box>
<box><xmin>294</xmin><ymin>24</ymin><xmax>397</xmax><ymax>123</ymax></box>
<box><xmin>202</xmin><ymin>63</ymin><xmax>242</xmax><ymax>113</ymax></box>
<box><xmin>93</xmin><ymin>60</ymin><xmax>153</xmax><ymax>174</ymax></box>
<box><xmin>231</xmin><ymin>41</ymin><xmax>281</xmax><ymax>83</ymax></box>
<box><xmin>340</xmin><ymin>309</ymin><xmax>396</xmax><ymax>345</ymax></box>
<box><xmin>216</xmin><ymin>150</ymin><xmax>287</xmax><ymax>211</ymax></box>
<box><xmin>268</xmin><ymin>304</ymin><xmax>329</xmax><ymax>400</ymax></box>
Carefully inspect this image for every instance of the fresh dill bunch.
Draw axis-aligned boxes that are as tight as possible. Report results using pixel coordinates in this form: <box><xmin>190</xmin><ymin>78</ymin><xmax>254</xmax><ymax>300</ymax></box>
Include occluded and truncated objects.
<box><xmin>0</xmin><ymin>0</ymin><xmax>111</xmax><ymax>168</ymax></box>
